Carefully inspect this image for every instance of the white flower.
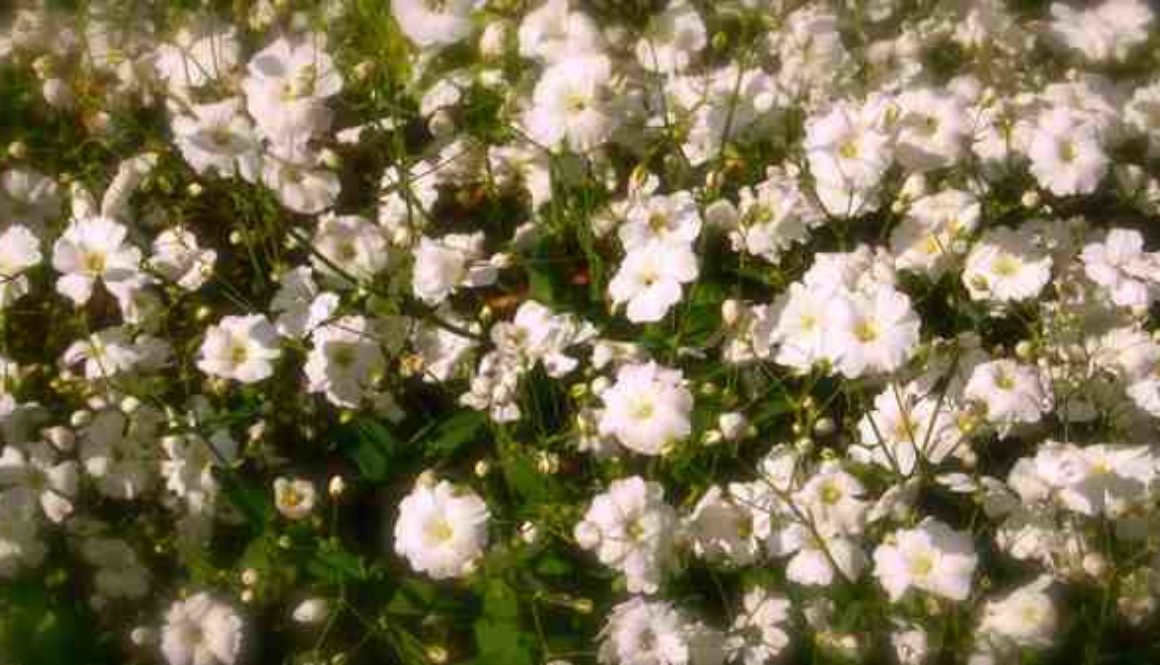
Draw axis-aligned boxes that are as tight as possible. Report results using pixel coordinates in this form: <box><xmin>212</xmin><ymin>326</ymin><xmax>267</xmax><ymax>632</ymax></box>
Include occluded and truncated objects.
<box><xmin>413</xmin><ymin>315</ymin><xmax>479</xmax><ymax>383</ymax></box>
<box><xmin>0</xmin><ymin>489</ymin><xmax>45</xmax><ymax>578</ymax></box>
<box><xmin>490</xmin><ymin>300</ymin><xmax>595</xmax><ymax>377</ymax></box>
<box><xmin>274</xmin><ymin>477</ymin><xmax>317</xmax><ymax>521</ymax></box>
<box><xmin>894</xmin><ymin>88</ymin><xmax>968</xmax><ymax>171</ymax></box>
<box><xmin>0</xmin><ymin>224</ymin><xmax>41</xmax><ymax>306</ymax></box>
<box><xmin>160</xmin><ymin>430</ymin><xmax>237</xmax><ymax>515</ymax></box>
<box><xmin>393</xmin><ymin>478</ymin><xmax>489</xmax><ymax>579</ymax></box>
<box><xmin>197</xmin><ymin>314</ymin><xmax>282</xmax><ymax>383</ymax></box>
<box><xmin>304</xmin><ymin>316</ymin><xmax>386</xmax><ymax>408</ymax></box>
<box><xmin>873</xmin><ymin>517</ymin><xmax>978</xmax><ymax>602</ymax></box>
<box><xmin>51</xmin><ymin>215</ymin><xmax>142</xmax><ymax>305</ymax></box>
<box><xmin>171</xmin><ymin>98</ymin><xmax>260</xmax><ymax>182</ymax></box>
<box><xmin>619</xmin><ymin>190</ymin><xmax>701</xmax><ymax>250</ymax></box>
<box><xmin>599</xmin><ymin>596</ymin><xmax>724</xmax><ymax>665</ymax></box>
<box><xmin>0</xmin><ymin>168</ymin><xmax>61</xmax><ymax>230</ymax></box>
<box><xmin>270</xmin><ymin>267</ymin><xmax>338</xmax><ymax>339</ymax></box>
<box><xmin>683</xmin><ymin>486</ymin><xmax>759</xmax><ymax>565</ymax></box>
<box><xmin>635</xmin><ymin>0</ymin><xmax>706</xmax><ymax>74</ymax></box>
<box><xmin>1027</xmin><ymin>108</ymin><xmax>1108</xmax><ymax>196</ymax></box>
<box><xmin>61</xmin><ymin>327</ymin><xmax>148</xmax><ymax>380</ymax></box>
<box><xmin>824</xmin><ymin>286</ymin><xmax>921</xmax><ymax>378</ymax></box>
<box><xmin>526</xmin><ymin>54</ymin><xmax>618</xmax><ymax>153</ymax></box>
<box><xmin>518</xmin><ymin>0</ymin><xmax>603</xmax><ymax>62</ymax></box>
<box><xmin>1028</xmin><ymin>441</ymin><xmax>1154</xmax><ymax>517</ymax></box>
<box><xmin>726</xmin><ymin>587</ymin><xmax>791</xmax><ymax>665</ymax></box>
<box><xmin>80</xmin><ymin>408</ymin><xmax>159</xmax><ymax>500</ymax></box>
<box><xmin>392</xmin><ymin>0</ymin><xmax>476</xmax><ymax>49</ymax></box>
<box><xmin>609</xmin><ymin>240</ymin><xmax>698</xmax><ymax>323</ymax></box>
<box><xmin>1081</xmin><ymin>228</ymin><xmax>1160</xmax><ymax>309</ymax></box>
<box><xmin>977</xmin><ymin>577</ymin><xmax>1057</xmax><ymax>651</ymax></box>
<box><xmin>412</xmin><ymin>232</ymin><xmax>498</xmax><ymax>305</ymax></box>
<box><xmin>312</xmin><ymin>214</ymin><xmax>389</xmax><ymax>283</ymax></box>
<box><xmin>795</xmin><ymin>463</ymin><xmax>870</xmax><ymax>536</ymax></box>
<box><xmin>575</xmin><ymin>476</ymin><xmax>677</xmax><ymax>594</ymax></box>
<box><xmin>598</xmin><ymin>362</ymin><xmax>693</xmax><ymax>456</ymax></box>
<box><xmin>777</xmin><ymin>525</ymin><xmax>866</xmax><ymax>587</ymax></box>
<box><xmin>459</xmin><ymin>349</ymin><xmax>523</xmax><ymax>422</ymax></box>
<box><xmin>150</xmin><ymin>226</ymin><xmax>216</xmax><ymax>291</ymax></box>
<box><xmin>1125</xmin><ymin>80</ymin><xmax>1160</xmax><ymax>156</ymax></box>
<box><xmin>890</xmin><ymin>622</ymin><xmax>929</xmax><ymax>665</ymax></box>
<box><xmin>770</xmin><ymin>283</ymin><xmax>832</xmax><ymax>371</ymax></box>
<box><xmin>81</xmin><ymin>537</ymin><xmax>150</xmax><ymax>602</ymax></box>
<box><xmin>853</xmin><ymin>384</ymin><xmax>962</xmax><ymax>476</ymax></box>
<box><xmin>804</xmin><ymin>100</ymin><xmax>892</xmax><ymax>216</ymax></box>
<box><xmin>891</xmin><ymin>189</ymin><xmax>980</xmax><ymax>276</ymax></box>
<box><xmin>775</xmin><ymin>8</ymin><xmax>849</xmax><ymax>102</ymax></box>
<box><xmin>260</xmin><ymin>150</ymin><xmax>340</xmax><ymax>215</ymax></box>
<box><xmin>963</xmin><ymin>226</ymin><xmax>1053</xmax><ymax>303</ymax></box>
<box><xmin>245</xmin><ymin>33</ymin><xmax>342</xmax><ymax>101</ymax></box>
<box><xmin>964</xmin><ymin>359</ymin><xmax>1050</xmax><ymax>427</ymax></box>
<box><xmin>1049</xmin><ymin>0</ymin><xmax>1153</xmax><ymax>62</ymax></box>
<box><xmin>732</xmin><ymin>172</ymin><xmax>821</xmax><ymax>264</ymax></box>
<box><xmin>242</xmin><ymin>33</ymin><xmax>342</xmax><ymax>144</ymax></box>
<box><xmin>0</xmin><ymin>442</ymin><xmax>77</xmax><ymax>523</ymax></box>
<box><xmin>161</xmin><ymin>593</ymin><xmax>244</xmax><ymax>665</ymax></box>
<box><xmin>154</xmin><ymin>22</ymin><xmax>240</xmax><ymax>92</ymax></box>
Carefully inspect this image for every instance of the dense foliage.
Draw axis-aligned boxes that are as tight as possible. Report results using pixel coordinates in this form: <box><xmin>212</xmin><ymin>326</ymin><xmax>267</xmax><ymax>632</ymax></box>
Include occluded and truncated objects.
<box><xmin>3</xmin><ymin>1</ymin><xmax>1160</xmax><ymax>665</ymax></box>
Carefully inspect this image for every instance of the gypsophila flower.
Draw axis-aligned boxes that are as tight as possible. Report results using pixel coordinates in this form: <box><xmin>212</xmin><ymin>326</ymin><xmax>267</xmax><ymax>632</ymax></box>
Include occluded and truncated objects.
<box><xmin>197</xmin><ymin>314</ymin><xmax>282</xmax><ymax>383</ymax></box>
<box><xmin>598</xmin><ymin>362</ymin><xmax>693</xmax><ymax>455</ymax></box>
<box><xmin>393</xmin><ymin>478</ymin><xmax>489</xmax><ymax>580</ymax></box>
<box><xmin>161</xmin><ymin>593</ymin><xmax>244</xmax><ymax>665</ymax></box>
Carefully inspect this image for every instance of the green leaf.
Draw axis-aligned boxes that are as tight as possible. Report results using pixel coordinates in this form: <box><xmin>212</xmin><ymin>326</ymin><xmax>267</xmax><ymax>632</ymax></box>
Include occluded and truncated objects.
<box><xmin>534</xmin><ymin>554</ymin><xmax>573</xmax><ymax>577</ymax></box>
<box><xmin>500</xmin><ymin>446</ymin><xmax>552</xmax><ymax>503</ymax></box>
<box><xmin>386</xmin><ymin>578</ymin><xmax>438</xmax><ymax>617</ymax></box>
<box><xmin>338</xmin><ymin>417</ymin><xmax>401</xmax><ymax>481</ymax></box>
<box><xmin>220</xmin><ymin>474</ymin><xmax>271</xmax><ymax>529</ymax></box>
<box><xmin>308</xmin><ymin>543</ymin><xmax>367</xmax><ymax>584</ymax></box>
<box><xmin>472</xmin><ymin>580</ymin><xmax>535</xmax><ymax>665</ymax></box>
<box><xmin>423</xmin><ymin>410</ymin><xmax>486</xmax><ymax>461</ymax></box>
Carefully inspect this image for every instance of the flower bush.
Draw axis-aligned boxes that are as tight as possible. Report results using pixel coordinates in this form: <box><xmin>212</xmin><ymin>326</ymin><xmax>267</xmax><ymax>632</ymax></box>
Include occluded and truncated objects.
<box><xmin>3</xmin><ymin>1</ymin><xmax>1160</xmax><ymax>664</ymax></box>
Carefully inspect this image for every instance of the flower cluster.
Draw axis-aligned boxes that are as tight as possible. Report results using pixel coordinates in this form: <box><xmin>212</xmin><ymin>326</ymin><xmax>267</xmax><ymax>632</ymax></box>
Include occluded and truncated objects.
<box><xmin>1</xmin><ymin>1</ymin><xmax>1160</xmax><ymax>665</ymax></box>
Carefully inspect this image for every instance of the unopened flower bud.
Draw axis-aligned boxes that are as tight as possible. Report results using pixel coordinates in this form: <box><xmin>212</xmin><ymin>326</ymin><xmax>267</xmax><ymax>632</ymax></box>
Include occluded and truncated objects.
<box><xmin>428</xmin><ymin>110</ymin><xmax>456</xmax><ymax>138</ymax></box>
<box><xmin>590</xmin><ymin>377</ymin><xmax>611</xmax><ymax>395</ymax></box>
<box><xmin>70</xmin><ymin>409</ymin><xmax>92</xmax><ymax>428</ymax></box>
<box><xmin>416</xmin><ymin>469</ymin><xmax>438</xmax><ymax>489</ymax></box>
<box><xmin>479</xmin><ymin>21</ymin><xmax>510</xmax><ymax>59</ymax></box>
<box><xmin>473</xmin><ymin>459</ymin><xmax>490</xmax><ymax>478</ymax></box>
<box><xmin>718</xmin><ymin>412</ymin><xmax>749</xmax><ymax>440</ymax></box>
<box><xmin>1083</xmin><ymin>552</ymin><xmax>1108</xmax><ymax>578</ymax></box>
<box><xmin>425</xmin><ymin>645</ymin><xmax>449</xmax><ymax>664</ymax></box>
<box><xmin>43</xmin><ymin>426</ymin><xmax>75</xmax><ymax>452</ymax></box>
<box><xmin>130</xmin><ymin>626</ymin><xmax>155</xmax><ymax>646</ymax></box>
<box><xmin>1015</xmin><ymin>340</ymin><xmax>1034</xmax><ymax>360</ymax></box>
<box><xmin>573</xmin><ymin>598</ymin><xmax>593</xmax><ymax>614</ymax></box>
<box><xmin>319</xmin><ymin>148</ymin><xmax>341</xmax><ymax>170</ymax></box>
<box><xmin>42</xmin><ymin>78</ymin><xmax>73</xmax><ymax>109</ymax></box>
<box><xmin>721</xmin><ymin>299</ymin><xmax>743</xmax><ymax>326</ymax></box>
<box><xmin>293</xmin><ymin>598</ymin><xmax>330</xmax><ymax>624</ymax></box>
<box><xmin>813</xmin><ymin>417</ymin><xmax>836</xmax><ymax>437</ymax></box>
<box><xmin>353</xmin><ymin>60</ymin><xmax>374</xmax><ymax>81</ymax></box>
